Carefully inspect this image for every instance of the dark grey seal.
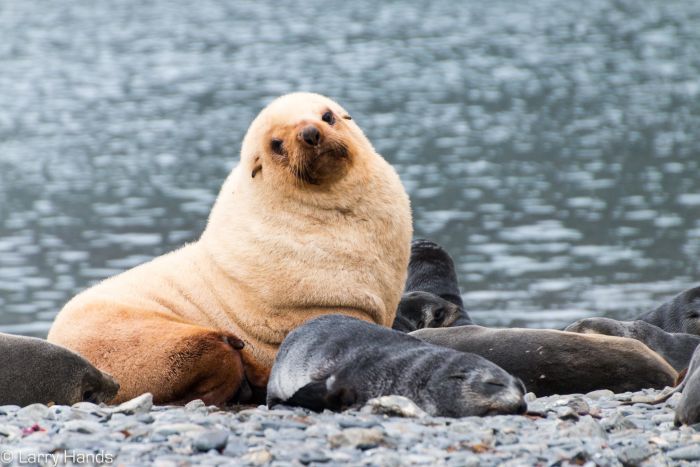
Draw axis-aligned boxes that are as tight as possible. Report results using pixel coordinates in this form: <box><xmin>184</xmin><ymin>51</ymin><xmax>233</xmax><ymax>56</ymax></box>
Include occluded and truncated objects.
<box><xmin>674</xmin><ymin>345</ymin><xmax>700</xmax><ymax>425</ymax></box>
<box><xmin>0</xmin><ymin>333</ymin><xmax>119</xmax><ymax>406</ymax></box>
<box><xmin>411</xmin><ymin>325</ymin><xmax>677</xmax><ymax>396</ymax></box>
<box><xmin>565</xmin><ymin>317</ymin><xmax>700</xmax><ymax>372</ymax></box>
<box><xmin>267</xmin><ymin>315</ymin><xmax>526</xmax><ymax>417</ymax></box>
<box><xmin>646</xmin><ymin>345</ymin><xmax>700</xmax><ymax>426</ymax></box>
<box><xmin>637</xmin><ymin>285</ymin><xmax>700</xmax><ymax>335</ymax></box>
<box><xmin>393</xmin><ymin>239</ymin><xmax>472</xmax><ymax>332</ymax></box>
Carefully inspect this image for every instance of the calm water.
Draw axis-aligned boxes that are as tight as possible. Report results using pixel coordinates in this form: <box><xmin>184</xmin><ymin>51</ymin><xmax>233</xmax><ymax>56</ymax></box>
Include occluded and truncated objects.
<box><xmin>2</xmin><ymin>0</ymin><xmax>700</xmax><ymax>336</ymax></box>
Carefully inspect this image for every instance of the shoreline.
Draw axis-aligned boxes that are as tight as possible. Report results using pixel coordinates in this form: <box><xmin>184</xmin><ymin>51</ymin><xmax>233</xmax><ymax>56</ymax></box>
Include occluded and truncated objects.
<box><xmin>1</xmin><ymin>390</ymin><xmax>699</xmax><ymax>466</ymax></box>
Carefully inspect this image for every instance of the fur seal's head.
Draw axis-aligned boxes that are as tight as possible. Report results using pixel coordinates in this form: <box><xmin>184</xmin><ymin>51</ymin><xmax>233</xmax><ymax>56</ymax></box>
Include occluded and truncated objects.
<box><xmin>243</xmin><ymin>93</ymin><xmax>367</xmax><ymax>189</ymax></box>
<box><xmin>393</xmin><ymin>291</ymin><xmax>463</xmax><ymax>332</ymax></box>
<box><xmin>14</xmin><ymin>334</ymin><xmax>121</xmax><ymax>406</ymax></box>
<box><xmin>667</xmin><ymin>286</ymin><xmax>700</xmax><ymax>335</ymax></box>
<box><xmin>427</xmin><ymin>353</ymin><xmax>527</xmax><ymax>417</ymax></box>
<box><xmin>78</xmin><ymin>367</ymin><xmax>120</xmax><ymax>404</ymax></box>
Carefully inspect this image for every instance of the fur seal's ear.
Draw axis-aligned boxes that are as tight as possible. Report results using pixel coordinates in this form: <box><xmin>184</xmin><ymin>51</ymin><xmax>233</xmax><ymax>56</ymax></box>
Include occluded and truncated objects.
<box><xmin>251</xmin><ymin>155</ymin><xmax>262</xmax><ymax>178</ymax></box>
<box><xmin>342</xmin><ymin>114</ymin><xmax>352</xmax><ymax>120</ymax></box>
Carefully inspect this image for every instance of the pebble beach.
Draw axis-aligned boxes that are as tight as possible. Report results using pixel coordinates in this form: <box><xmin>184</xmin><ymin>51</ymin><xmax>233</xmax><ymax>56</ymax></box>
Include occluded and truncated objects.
<box><xmin>1</xmin><ymin>390</ymin><xmax>699</xmax><ymax>466</ymax></box>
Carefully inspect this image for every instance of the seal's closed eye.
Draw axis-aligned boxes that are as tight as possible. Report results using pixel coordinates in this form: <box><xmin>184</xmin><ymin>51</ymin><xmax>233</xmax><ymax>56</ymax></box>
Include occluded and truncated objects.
<box><xmin>342</xmin><ymin>114</ymin><xmax>352</xmax><ymax>120</ymax></box>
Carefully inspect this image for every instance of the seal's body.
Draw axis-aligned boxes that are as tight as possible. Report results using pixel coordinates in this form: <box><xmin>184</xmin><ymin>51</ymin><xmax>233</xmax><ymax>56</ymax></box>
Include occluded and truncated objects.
<box><xmin>393</xmin><ymin>239</ymin><xmax>471</xmax><ymax>332</ymax></box>
<box><xmin>48</xmin><ymin>93</ymin><xmax>412</xmax><ymax>405</ymax></box>
<box><xmin>412</xmin><ymin>326</ymin><xmax>677</xmax><ymax>396</ymax></box>
<box><xmin>0</xmin><ymin>333</ymin><xmax>119</xmax><ymax>406</ymax></box>
<box><xmin>637</xmin><ymin>285</ymin><xmax>700</xmax><ymax>335</ymax></box>
<box><xmin>565</xmin><ymin>317</ymin><xmax>700</xmax><ymax>371</ymax></box>
<box><xmin>267</xmin><ymin>315</ymin><xmax>527</xmax><ymax>417</ymax></box>
<box><xmin>673</xmin><ymin>345</ymin><xmax>700</xmax><ymax>425</ymax></box>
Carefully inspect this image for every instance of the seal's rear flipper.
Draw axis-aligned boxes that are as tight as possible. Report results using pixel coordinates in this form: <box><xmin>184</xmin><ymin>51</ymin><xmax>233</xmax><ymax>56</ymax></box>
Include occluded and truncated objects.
<box><xmin>284</xmin><ymin>381</ymin><xmax>357</xmax><ymax>412</ymax></box>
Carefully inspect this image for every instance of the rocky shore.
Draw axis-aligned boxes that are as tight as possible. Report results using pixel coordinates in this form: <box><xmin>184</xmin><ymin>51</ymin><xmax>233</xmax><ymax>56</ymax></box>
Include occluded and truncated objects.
<box><xmin>1</xmin><ymin>390</ymin><xmax>700</xmax><ymax>466</ymax></box>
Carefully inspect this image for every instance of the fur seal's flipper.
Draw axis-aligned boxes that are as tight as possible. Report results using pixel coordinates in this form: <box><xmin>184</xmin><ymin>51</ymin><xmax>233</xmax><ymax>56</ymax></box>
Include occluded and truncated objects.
<box><xmin>284</xmin><ymin>380</ymin><xmax>357</xmax><ymax>412</ymax></box>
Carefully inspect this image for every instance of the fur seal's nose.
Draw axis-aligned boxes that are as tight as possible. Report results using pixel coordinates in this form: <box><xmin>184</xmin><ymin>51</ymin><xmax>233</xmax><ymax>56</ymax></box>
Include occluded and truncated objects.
<box><xmin>301</xmin><ymin>125</ymin><xmax>322</xmax><ymax>146</ymax></box>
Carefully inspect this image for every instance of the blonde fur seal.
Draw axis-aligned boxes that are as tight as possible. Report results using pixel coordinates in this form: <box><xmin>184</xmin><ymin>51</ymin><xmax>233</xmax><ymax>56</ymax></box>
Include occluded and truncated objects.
<box><xmin>48</xmin><ymin>93</ymin><xmax>412</xmax><ymax>405</ymax></box>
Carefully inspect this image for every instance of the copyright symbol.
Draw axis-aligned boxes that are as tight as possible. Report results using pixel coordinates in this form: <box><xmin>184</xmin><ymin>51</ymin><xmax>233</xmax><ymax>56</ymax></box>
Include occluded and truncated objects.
<box><xmin>0</xmin><ymin>450</ymin><xmax>13</xmax><ymax>464</ymax></box>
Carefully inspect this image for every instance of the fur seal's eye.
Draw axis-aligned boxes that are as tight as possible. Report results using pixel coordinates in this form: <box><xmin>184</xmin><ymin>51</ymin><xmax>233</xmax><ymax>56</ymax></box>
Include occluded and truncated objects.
<box><xmin>433</xmin><ymin>307</ymin><xmax>445</xmax><ymax>323</ymax></box>
<box><xmin>485</xmin><ymin>381</ymin><xmax>506</xmax><ymax>388</ymax></box>
<box><xmin>270</xmin><ymin>138</ymin><xmax>284</xmax><ymax>155</ymax></box>
<box><xmin>82</xmin><ymin>390</ymin><xmax>96</xmax><ymax>403</ymax></box>
<box><xmin>321</xmin><ymin>111</ymin><xmax>336</xmax><ymax>125</ymax></box>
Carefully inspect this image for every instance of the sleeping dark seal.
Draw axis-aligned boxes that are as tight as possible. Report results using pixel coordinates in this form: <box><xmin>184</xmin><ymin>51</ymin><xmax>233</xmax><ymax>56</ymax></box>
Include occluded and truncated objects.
<box><xmin>393</xmin><ymin>239</ymin><xmax>472</xmax><ymax>332</ymax></box>
<box><xmin>394</xmin><ymin>291</ymin><xmax>465</xmax><ymax>333</ymax></box>
<box><xmin>564</xmin><ymin>317</ymin><xmax>700</xmax><ymax>371</ymax></box>
<box><xmin>267</xmin><ymin>315</ymin><xmax>527</xmax><ymax>417</ymax></box>
<box><xmin>637</xmin><ymin>285</ymin><xmax>700</xmax><ymax>335</ymax></box>
<box><xmin>0</xmin><ymin>333</ymin><xmax>119</xmax><ymax>406</ymax></box>
<box><xmin>411</xmin><ymin>326</ymin><xmax>677</xmax><ymax>396</ymax></box>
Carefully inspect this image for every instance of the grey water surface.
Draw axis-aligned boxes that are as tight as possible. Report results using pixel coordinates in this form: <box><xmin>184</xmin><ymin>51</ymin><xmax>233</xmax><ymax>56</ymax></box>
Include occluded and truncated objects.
<box><xmin>1</xmin><ymin>0</ymin><xmax>700</xmax><ymax>336</ymax></box>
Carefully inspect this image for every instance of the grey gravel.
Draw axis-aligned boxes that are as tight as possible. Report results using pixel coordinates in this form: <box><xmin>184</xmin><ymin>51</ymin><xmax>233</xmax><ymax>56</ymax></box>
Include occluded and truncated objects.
<box><xmin>0</xmin><ymin>389</ymin><xmax>699</xmax><ymax>465</ymax></box>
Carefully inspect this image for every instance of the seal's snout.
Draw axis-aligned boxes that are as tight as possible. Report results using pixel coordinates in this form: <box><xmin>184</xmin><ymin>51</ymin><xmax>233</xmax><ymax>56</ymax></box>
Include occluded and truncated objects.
<box><xmin>300</xmin><ymin>125</ymin><xmax>322</xmax><ymax>146</ymax></box>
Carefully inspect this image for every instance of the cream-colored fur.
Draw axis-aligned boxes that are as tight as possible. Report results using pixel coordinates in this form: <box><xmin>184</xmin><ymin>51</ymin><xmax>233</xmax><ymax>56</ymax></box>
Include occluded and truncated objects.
<box><xmin>48</xmin><ymin>93</ymin><xmax>413</xmax><ymax>403</ymax></box>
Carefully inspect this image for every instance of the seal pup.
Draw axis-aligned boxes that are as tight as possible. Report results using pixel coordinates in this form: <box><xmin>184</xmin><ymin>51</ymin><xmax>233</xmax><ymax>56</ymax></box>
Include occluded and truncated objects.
<box><xmin>637</xmin><ymin>285</ymin><xmax>700</xmax><ymax>335</ymax></box>
<box><xmin>393</xmin><ymin>239</ymin><xmax>472</xmax><ymax>332</ymax></box>
<box><xmin>565</xmin><ymin>317</ymin><xmax>700</xmax><ymax>371</ymax></box>
<box><xmin>48</xmin><ymin>93</ymin><xmax>412</xmax><ymax>405</ymax></box>
<box><xmin>0</xmin><ymin>333</ymin><xmax>119</xmax><ymax>406</ymax></box>
<box><xmin>411</xmin><ymin>326</ymin><xmax>677</xmax><ymax>396</ymax></box>
<box><xmin>267</xmin><ymin>315</ymin><xmax>527</xmax><ymax>417</ymax></box>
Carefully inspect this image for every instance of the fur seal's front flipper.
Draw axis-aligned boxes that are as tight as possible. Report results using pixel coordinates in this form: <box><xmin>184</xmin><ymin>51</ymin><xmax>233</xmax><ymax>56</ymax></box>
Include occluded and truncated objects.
<box><xmin>282</xmin><ymin>380</ymin><xmax>357</xmax><ymax>412</ymax></box>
